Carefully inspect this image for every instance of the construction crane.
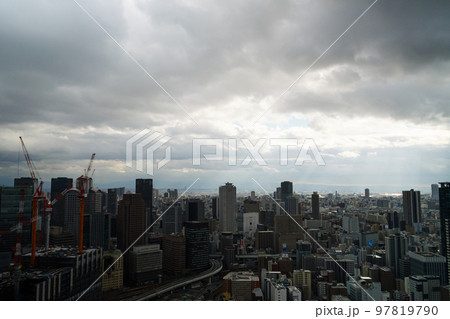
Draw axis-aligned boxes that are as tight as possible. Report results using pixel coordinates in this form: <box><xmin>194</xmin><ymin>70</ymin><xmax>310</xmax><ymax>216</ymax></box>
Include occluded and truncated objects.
<box><xmin>76</xmin><ymin>153</ymin><xmax>95</xmax><ymax>254</ymax></box>
<box><xmin>0</xmin><ymin>184</ymin><xmax>72</xmax><ymax>239</ymax></box>
<box><xmin>13</xmin><ymin>189</ymin><xmax>25</xmax><ymax>268</ymax></box>
<box><xmin>19</xmin><ymin>136</ymin><xmax>43</xmax><ymax>267</ymax></box>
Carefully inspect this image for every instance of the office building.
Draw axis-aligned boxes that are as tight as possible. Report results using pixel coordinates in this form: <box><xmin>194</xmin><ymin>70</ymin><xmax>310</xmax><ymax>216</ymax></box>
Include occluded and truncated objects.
<box><xmin>162</xmin><ymin>203</ymin><xmax>183</xmax><ymax>235</ymax></box>
<box><xmin>50</xmin><ymin>177</ymin><xmax>73</xmax><ymax>227</ymax></box>
<box><xmin>135</xmin><ymin>179</ymin><xmax>153</xmax><ymax>227</ymax></box>
<box><xmin>223</xmin><ymin>271</ymin><xmax>260</xmax><ymax>301</ymax></box>
<box><xmin>386</xmin><ymin>233</ymin><xmax>407</xmax><ymax>278</ymax></box>
<box><xmin>0</xmin><ymin>186</ymin><xmax>33</xmax><ymax>249</ymax></box>
<box><xmin>117</xmin><ymin>194</ymin><xmax>146</xmax><ymax>252</ymax></box>
<box><xmin>83</xmin><ymin>188</ymin><xmax>104</xmax><ymax>249</ymax></box>
<box><xmin>14</xmin><ymin>177</ymin><xmax>36</xmax><ymax>190</ymax></box>
<box><xmin>219</xmin><ymin>183</ymin><xmax>236</xmax><ymax>232</ymax></box>
<box><xmin>285</xmin><ymin>196</ymin><xmax>299</xmax><ymax>215</ymax></box>
<box><xmin>408</xmin><ymin>251</ymin><xmax>447</xmax><ymax>285</ymax></box>
<box><xmin>162</xmin><ymin>234</ymin><xmax>186</xmax><ymax>275</ymax></box>
<box><xmin>409</xmin><ymin>275</ymin><xmax>441</xmax><ymax>301</ymax></box>
<box><xmin>439</xmin><ymin>182</ymin><xmax>450</xmax><ymax>285</ymax></box>
<box><xmin>243</xmin><ymin>212</ymin><xmax>259</xmax><ymax>234</ymax></box>
<box><xmin>128</xmin><ymin>244</ymin><xmax>162</xmax><ymax>285</ymax></box>
<box><xmin>187</xmin><ymin>198</ymin><xmax>205</xmax><ymax>221</ymax></box>
<box><xmin>402</xmin><ymin>189</ymin><xmax>422</xmax><ymax>233</ymax></box>
<box><xmin>280</xmin><ymin>181</ymin><xmax>293</xmax><ymax>204</ymax></box>
<box><xmin>431</xmin><ymin>184</ymin><xmax>439</xmax><ymax>201</ymax></box>
<box><xmin>107</xmin><ymin>187</ymin><xmax>125</xmax><ymax>215</ymax></box>
<box><xmin>211</xmin><ymin>197</ymin><xmax>218</xmax><ymax>219</ymax></box>
<box><xmin>102</xmin><ymin>249</ymin><xmax>123</xmax><ymax>291</ymax></box>
<box><xmin>255</xmin><ymin>231</ymin><xmax>275</xmax><ymax>252</ymax></box>
<box><xmin>312</xmin><ymin>192</ymin><xmax>320</xmax><ymax>220</ymax></box>
<box><xmin>365</xmin><ymin>188</ymin><xmax>370</xmax><ymax>199</ymax></box>
<box><xmin>184</xmin><ymin>221</ymin><xmax>209</xmax><ymax>270</ymax></box>
<box><xmin>293</xmin><ymin>269</ymin><xmax>312</xmax><ymax>300</ymax></box>
<box><xmin>296</xmin><ymin>240</ymin><xmax>312</xmax><ymax>270</ymax></box>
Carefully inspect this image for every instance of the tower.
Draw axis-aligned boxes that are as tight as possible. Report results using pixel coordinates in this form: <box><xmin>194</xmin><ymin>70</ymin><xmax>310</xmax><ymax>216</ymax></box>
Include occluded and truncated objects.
<box><xmin>312</xmin><ymin>192</ymin><xmax>320</xmax><ymax>220</ymax></box>
<box><xmin>402</xmin><ymin>189</ymin><xmax>422</xmax><ymax>233</ymax></box>
<box><xmin>135</xmin><ymin>179</ymin><xmax>153</xmax><ymax>227</ymax></box>
<box><xmin>117</xmin><ymin>194</ymin><xmax>146</xmax><ymax>252</ymax></box>
<box><xmin>219</xmin><ymin>183</ymin><xmax>237</xmax><ymax>233</ymax></box>
<box><xmin>439</xmin><ymin>182</ymin><xmax>450</xmax><ymax>285</ymax></box>
<box><xmin>280</xmin><ymin>181</ymin><xmax>293</xmax><ymax>204</ymax></box>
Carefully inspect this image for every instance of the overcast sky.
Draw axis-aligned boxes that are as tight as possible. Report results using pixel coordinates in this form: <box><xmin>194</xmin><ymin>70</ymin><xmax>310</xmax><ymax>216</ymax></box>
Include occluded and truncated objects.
<box><xmin>0</xmin><ymin>0</ymin><xmax>449</xmax><ymax>194</ymax></box>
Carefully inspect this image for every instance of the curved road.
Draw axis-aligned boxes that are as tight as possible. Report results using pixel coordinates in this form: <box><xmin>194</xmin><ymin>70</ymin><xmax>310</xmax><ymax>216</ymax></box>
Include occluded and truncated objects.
<box><xmin>124</xmin><ymin>259</ymin><xmax>223</xmax><ymax>301</ymax></box>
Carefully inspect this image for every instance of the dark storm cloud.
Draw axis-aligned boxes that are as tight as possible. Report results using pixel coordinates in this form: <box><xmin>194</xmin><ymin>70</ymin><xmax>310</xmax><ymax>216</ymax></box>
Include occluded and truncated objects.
<box><xmin>1</xmin><ymin>0</ymin><xmax>449</xmax><ymax>128</ymax></box>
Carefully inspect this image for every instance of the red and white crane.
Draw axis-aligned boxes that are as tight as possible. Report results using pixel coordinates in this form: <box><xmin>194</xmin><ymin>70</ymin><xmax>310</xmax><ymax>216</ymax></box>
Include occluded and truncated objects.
<box><xmin>76</xmin><ymin>153</ymin><xmax>95</xmax><ymax>254</ymax></box>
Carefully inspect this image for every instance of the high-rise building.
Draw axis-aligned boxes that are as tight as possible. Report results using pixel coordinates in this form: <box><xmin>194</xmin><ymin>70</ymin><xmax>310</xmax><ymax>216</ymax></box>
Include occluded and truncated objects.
<box><xmin>312</xmin><ymin>192</ymin><xmax>320</xmax><ymax>220</ymax></box>
<box><xmin>162</xmin><ymin>234</ymin><xmax>186</xmax><ymax>275</ymax></box>
<box><xmin>136</xmin><ymin>179</ymin><xmax>153</xmax><ymax>227</ymax></box>
<box><xmin>402</xmin><ymin>189</ymin><xmax>422</xmax><ymax>232</ymax></box>
<box><xmin>255</xmin><ymin>231</ymin><xmax>275</xmax><ymax>252</ymax></box>
<box><xmin>386</xmin><ymin>233</ymin><xmax>407</xmax><ymax>278</ymax></box>
<box><xmin>296</xmin><ymin>240</ymin><xmax>312</xmax><ymax>270</ymax></box>
<box><xmin>83</xmin><ymin>188</ymin><xmax>104</xmax><ymax>249</ymax></box>
<box><xmin>128</xmin><ymin>244</ymin><xmax>162</xmax><ymax>285</ymax></box>
<box><xmin>365</xmin><ymin>188</ymin><xmax>370</xmax><ymax>199</ymax></box>
<box><xmin>280</xmin><ymin>181</ymin><xmax>293</xmax><ymax>204</ymax></box>
<box><xmin>243</xmin><ymin>212</ymin><xmax>259</xmax><ymax>234</ymax></box>
<box><xmin>184</xmin><ymin>221</ymin><xmax>209</xmax><ymax>270</ymax></box>
<box><xmin>51</xmin><ymin>177</ymin><xmax>73</xmax><ymax>200</ymax></box>
<box><xmin>162</xmin><ymin>203</ymin><xmax>183</xmax><ymax>235</ymax></box>
<box><xmin>211</xmin><ymin>197</ymin><xmax>218</xmax><ymax>219</ymax></box>
<box><xmin>102</xmin><ymin>249</ymin><xmax>123</xmax><ymax>291</ymax></box>
<box><xmin>439</xmin><ymin>182</ymin><xmax>450</xmax><ymax>285</ymax></box>
<box><xmin>14</xmin><ymin>177</ymin><xmax>36</xmax><ymax>190</ymax></box>
<box><xmin>408</xmin><ymin>251</ymin><xmax>447</xmax><ymax>285</ymax></box>
<box><xmin>50</xmin><ymin>177</ymin><xmax>73</xmax><ymax>228</ymax></box>
<box><xmin>409</xmin><ymin>275</ymin><xmax>441</xmax><ymax>301</ymax></box>
<box><xmin>0</xmin><ymin>186</ymin><xmax>33</xmax><ymax>249</ymax></box>
<box><xmin>219</xmin><ymin>183</ymin><xmax>237</xmax><ymax>232</ymax></box>
<box><xmin>243</xmin><ymin>199</ymin><xmax>260</xmax><ymax>213</ymax></box>
<box><xmin>285</xmin><ymin>196</ymin><xmax>299</xmax><ymax>215</ymax></box>
<box><xmin>117</xmin><ymin>194</ymin><xmax>146</xmax><ymax>252</ymax></box>
<box><xmin>63</xmin><ymin>188</ymin><xmax>80</xmax><ymax>241</ymax></box>
<box><xmin>187</xmin><ymin>198</ymin><xmax>205</xmax><ymax>221</ymax></box>
<box><xmin>107</xmin><ymin>187</ymin><xmax>125</xmax><ymax>215</ymax></box>
<box><xmin>431</xmin><ymin>184</ymin><xmax>439</xmax><ymax>201</ymax></box>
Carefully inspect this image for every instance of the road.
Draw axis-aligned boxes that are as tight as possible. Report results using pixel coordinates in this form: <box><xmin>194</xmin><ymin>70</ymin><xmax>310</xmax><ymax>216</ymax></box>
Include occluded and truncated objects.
<box><xmin>123</xmin><ymin>259</ymin><xmax>223</xmax><ymax>301</ymax></box>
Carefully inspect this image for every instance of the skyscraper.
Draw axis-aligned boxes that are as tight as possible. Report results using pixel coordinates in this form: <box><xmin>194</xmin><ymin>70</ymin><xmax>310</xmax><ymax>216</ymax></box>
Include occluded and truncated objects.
<box><xmin>312</xmin><ymin>192</ymin><xmax>320</xmax><ymax>220</ymax></box>
<box><xmin>364</xmin><ymin>188</ymin><xmax>370</xmax><ymax>199</ymax></box>
<box><xmin>83</xmin><ymin>188</ymin><xmax>104</xmax><ymax>249</ymax></box>
<box><xmin>219</xmin><ymin>182</ymin><xmax>236</xmax><ymax>232</ymax></box>
<box><xmin>136</xmin><ymin>179</ymin><xmax>153</xmax><ymax>227</ymax></box>
<box><xmin>386</xmin><ymin>233</ymin><xmax>407</xmax><ymax>278</ymax></box>
<box><xmin>51</xmin><ymin>177</ymin><xmax>73</xmax><ymax>227</ymax></box>
<box><xmin>280</xmin><ymin>181</ymin><xmax>293</xmax><ymax>204</ymax></box>
<box><xmin>285</xmin><ymin>196</ymin><xmax>299</xmax><ymax>215</ymax></box>
<box><xmin>184</xmin><ymin>221</ymin><xmax>209</xmax><ymax>270</ymax></box>
<box><xmin>51</xmin><ymin>177</ymin><xmax>73</xmax><ymax>200</ymax></box>
<box><xmin>187</xmin><ymin>198</ymin><xmax>205</xmax><ymax>221</ymax></box>
<box><xmin>431</xmin><ymin>184</ymin><xmax>439</xmax><ymax>201</ymax></box>
<box><xmin>439</xmin><ymin>182</ymin><xmax>450</xmax><ymax>285</ymax></box>
<box><xmin>402</xmin><ymin>189</ymin><xmax>422</xmax><ymax>233</ymax></box>
<box><xmin>117</xmin><ymin>194</ymin><xmax>146</xmax><ymax>252</ymax></box>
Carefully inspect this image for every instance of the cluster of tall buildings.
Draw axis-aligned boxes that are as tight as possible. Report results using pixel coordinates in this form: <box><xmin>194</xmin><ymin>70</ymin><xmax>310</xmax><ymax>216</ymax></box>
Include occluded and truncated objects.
<box><xmin>1</xmin><ymin>176</ymin><xmax>450</xmax><ymax>301</ymax></box>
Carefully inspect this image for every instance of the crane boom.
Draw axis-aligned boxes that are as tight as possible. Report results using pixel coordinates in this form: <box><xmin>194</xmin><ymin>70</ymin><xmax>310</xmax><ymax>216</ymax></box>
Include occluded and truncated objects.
<box><xmin>19</xmin><ymin>136</ymin><xmax>40</xmax><ymax>181</ymax></box>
